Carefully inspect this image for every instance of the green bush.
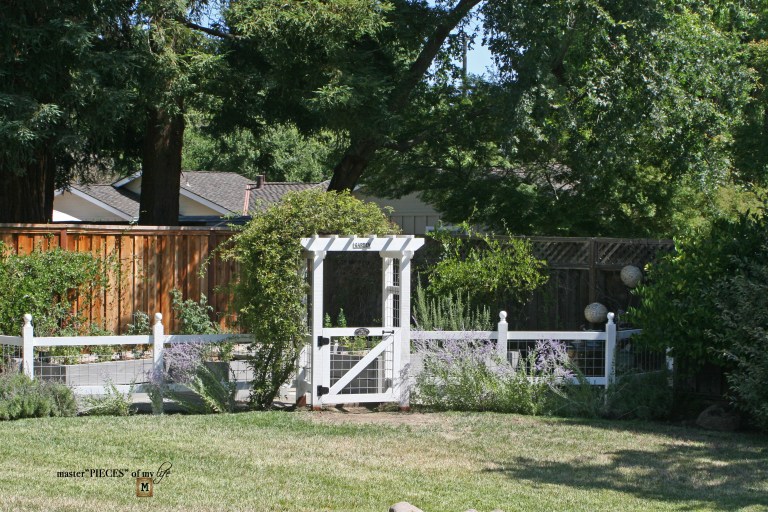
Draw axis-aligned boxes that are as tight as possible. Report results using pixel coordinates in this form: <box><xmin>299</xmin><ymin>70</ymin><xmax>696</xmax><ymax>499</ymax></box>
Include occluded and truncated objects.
<box><xmin>413</xmin><ymin>281</ymin><xmax>491</xmax><ymax>331</ymax></box>
<box><xmin>224</xmin><ymin>189</ymin><xmax>398</xmax><ymax>409</ymax></box>
<box><xmin>82</xmin><ymin>380</ymin><xmax>135</xmax><ymax>416</ymax></box>
<box><xmin>631</xmin><ymin>209</ymin><xmax>768</xmax><ymax>429</ymax></box>
<box><xmin>711</xmin><ymin>262</ymin><xmax>768</xmax><ymax>431</ymax></box>
<box><xmin>0</xmin><ymin>245</ymin><xmax>111</xmax><ymax>336</ymax></box>
<box><xmin>147</xmin><ymin>342</ymin><xmax>237</xmax><ymax>414</ymax></box>
<box><xmin>603</xmin><ymin>370</ymin><xmax>673</xmax><ymax>420</ymax></box>
<box><xmin>0</xmin><ymin>370</ymin><xmax>77</xmax><ymax>420</ymax></box>
<box><xmin>411</xmin><ymin>338</ymin><xmax>578</xmax><ymax>415</ymax></box>
<box><xmin>425</xmin><ymin>222</ymin><xmax>547</xmax><ymax>313</ymax></box>
<box><xmin>631</xmin><ymin>212</ymin><xmax>766</xmax><ymax>368</ymax></box>
<box><xmin>170</xmin><ymin>289</ymin><xmax>221</xmax><ymax>335</ymax></box>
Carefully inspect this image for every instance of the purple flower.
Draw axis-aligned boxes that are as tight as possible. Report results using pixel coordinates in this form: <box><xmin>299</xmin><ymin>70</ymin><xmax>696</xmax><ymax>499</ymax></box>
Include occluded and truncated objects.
<box><xmin>533</xmin><ymin>339</ymin><xmax>574</xmax><ymax>379</ymax></box>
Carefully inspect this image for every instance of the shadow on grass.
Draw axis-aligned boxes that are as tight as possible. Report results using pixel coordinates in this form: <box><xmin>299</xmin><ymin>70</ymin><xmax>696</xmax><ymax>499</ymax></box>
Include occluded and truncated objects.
<box><xmin>486</xmin><ymin>425</ymin><xmax>768</xmax><ymax>510</ymax></box>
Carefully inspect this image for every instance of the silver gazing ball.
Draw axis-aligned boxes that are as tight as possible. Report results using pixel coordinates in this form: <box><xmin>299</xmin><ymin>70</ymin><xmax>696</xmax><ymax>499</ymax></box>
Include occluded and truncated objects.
<box><xmin>620</xmin><ymin>265</ymin><xmax>643</xmax><ymax>288</ymax></box>
<box><xmin>584</xmin><ymin>302</ymin><xmax>608</xmax><ymax>324</ymax></box>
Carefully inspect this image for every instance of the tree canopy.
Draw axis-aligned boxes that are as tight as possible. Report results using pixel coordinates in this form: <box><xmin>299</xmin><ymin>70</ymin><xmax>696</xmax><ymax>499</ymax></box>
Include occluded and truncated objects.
<box><xmin>2</xmin><ymin>0</ymin><xmax>766</xmax><ymax>236</ymax></box>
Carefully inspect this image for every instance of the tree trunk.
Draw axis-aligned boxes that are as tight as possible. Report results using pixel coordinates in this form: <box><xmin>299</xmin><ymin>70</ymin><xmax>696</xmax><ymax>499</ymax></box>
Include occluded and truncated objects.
<box><xmin>326</xmin><ymin>0</ymin><xmax>482</xmax><ymax>192</ymax></box>
<box><xmin>0</xmin><ymin>149</ymin><xmax>56</xmax><ymax>223</ymax></box>
<box><xmin>327</xmin><ymin>139</ymin><xmax>379</xmax><ymax>192</ymax></box>
<box><xmin>139</xmin><ymin>106</ymin><xmax>185</xmax><ymax>225</ymax></box>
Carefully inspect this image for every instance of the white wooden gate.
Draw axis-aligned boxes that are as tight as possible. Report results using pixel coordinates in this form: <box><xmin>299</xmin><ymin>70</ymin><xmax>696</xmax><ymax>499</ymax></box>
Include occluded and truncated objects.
<box><xmin>314</xmin><ymin>327</ymin><xmax>401</xmax><ymax>405</ymax></box>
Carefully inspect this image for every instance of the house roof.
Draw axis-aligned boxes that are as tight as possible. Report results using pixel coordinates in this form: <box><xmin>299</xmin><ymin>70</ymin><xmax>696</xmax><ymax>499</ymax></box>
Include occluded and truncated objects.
<box><xmin>70</xmin><ymin>184</ymin><xmax>141</xmax><ymax>219</ymax></box>
<box><xmin>180</xmin><ymin>171</ymin><xmax>255</xmax><ymax>213</ymax></box>
<box><xmin>247</xmin><ymin>181</ymin><xmax>328</xmax><ymax>212</ymax></box>
<box><xmin>60</xmin><ymin>172</ymin><xmax>331</xmax><ymax>223</ymax></box>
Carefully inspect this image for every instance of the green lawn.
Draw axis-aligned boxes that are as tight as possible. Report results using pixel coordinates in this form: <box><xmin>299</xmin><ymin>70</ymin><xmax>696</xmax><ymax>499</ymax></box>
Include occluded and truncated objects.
<box><xmin>0</xmin><ymin>410</ymin><xmax>765</xmax><ymax>511</ymax></box>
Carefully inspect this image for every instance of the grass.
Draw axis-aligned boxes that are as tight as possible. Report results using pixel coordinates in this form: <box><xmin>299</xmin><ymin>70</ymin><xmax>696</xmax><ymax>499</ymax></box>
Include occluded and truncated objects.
<box><xmin>0</xmin><ymin>410</ymin><xmax>765</xmax><ymax>511</ymax></box>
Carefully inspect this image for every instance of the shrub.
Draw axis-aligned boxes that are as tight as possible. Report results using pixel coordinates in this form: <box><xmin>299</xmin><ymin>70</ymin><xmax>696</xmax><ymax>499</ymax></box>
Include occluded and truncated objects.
<box><xmin>82</xmin><ymin>380</ymin><xmax>135</xmax><ymax>416</ymax></box>
<box><xmin>631</xmin><ymin>211</ymin><xmax>767</xmax><ymax>368</ymax></box>
<box><xmin>223</xmin><ymin>189</ymin><xmax>398</xmax><ymax>409</ymax></box>
<box><xmin>0</xmin><ymin>245</ymin><xmax>112</xmax><ymax>336</ymax></box>
<box><xmin>413</xmin><ymin>281</ymin><xmax>491</xmax><ymax>331</ymax></box>
<box><xmin>711</xmin><ymin>262</ymin><xmax>768</xmax><ymax>431</ymax></box>
<box><xmin>602</xmin><ymin>369</ymin><xmax>673</xmax><ymax>421</ymax></box>
<box><xmin>410</xmin><ymin>338</ymin><xmax>577</xmax><ymax>415</ymax></box>
<box><xmin>425</xmin><ymin>222</ymin><xmax>547</xmax><ymax>314</ymax></box>
<box><xmin>0</xmin><ymin>370</ymin><xmax>77</xmax><ymax>420</ymax></box>
<box><xmin>170</xmin><ymin>289</ymin><xmax>221</xmax><ymax>335</ymax></box>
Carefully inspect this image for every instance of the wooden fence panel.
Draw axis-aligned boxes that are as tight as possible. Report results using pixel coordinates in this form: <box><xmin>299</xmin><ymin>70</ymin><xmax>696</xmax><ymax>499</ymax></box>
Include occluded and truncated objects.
<box><xmin>0</xmin><ymin>224</ymin><xmax>239</xmax><ymax>334</ymax></box>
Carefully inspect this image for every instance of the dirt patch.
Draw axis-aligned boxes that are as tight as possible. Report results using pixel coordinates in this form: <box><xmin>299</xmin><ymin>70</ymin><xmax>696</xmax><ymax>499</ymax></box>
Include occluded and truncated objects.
<box><xmin>301</xmin><ymin>406</ymin><xmax>447</xmax><ymax>428</ymax></box>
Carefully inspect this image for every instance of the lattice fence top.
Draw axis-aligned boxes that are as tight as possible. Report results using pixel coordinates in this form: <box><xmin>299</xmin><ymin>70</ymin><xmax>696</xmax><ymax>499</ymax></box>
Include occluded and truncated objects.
<box><xmin>596</xmin><ymin>239</ymin><xmax>674</xmax><ymax>266</ymax></box>
<box><xmin>530</xmin><ymin>239</ymin><xmax>592</xmax><ymax>266</ymax></box>
<box><xmin>527</xmin><ymin>237</ymin><xmax>674</xmax><ymax>268</ymax></box>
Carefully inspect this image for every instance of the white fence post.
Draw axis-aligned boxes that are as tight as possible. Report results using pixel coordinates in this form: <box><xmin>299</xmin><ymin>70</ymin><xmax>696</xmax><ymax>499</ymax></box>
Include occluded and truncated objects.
<box><xmin>604</xmin><ymin>312</ymin><xmax>617</xmax><ymax>389</ymax></box>
<box><xmin>22</xmin><ymin>314</ymin><xmax>34</xmax><ymax>379</ymax></box>
<box><xmin>497</xmin><ymin>311</ymin><xmax>508</xmax><ymax>362</ymax></box>
<box><xmin>152</xmin><ymin>312</ymin><xmax>164</xmax><ymax>374</ymax></box>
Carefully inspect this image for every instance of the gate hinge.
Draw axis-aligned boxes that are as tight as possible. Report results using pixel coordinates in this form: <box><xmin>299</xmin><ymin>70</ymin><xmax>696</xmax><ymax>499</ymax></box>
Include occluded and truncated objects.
<box><xmin>316</xmin><ymin>385</ymin><xmax>329</xmax><ymax>397</ymax></box>
<box><xmin>317</xmin><ymin>336</ymin><xmax>330</xmax><ymax>348</ymax></box>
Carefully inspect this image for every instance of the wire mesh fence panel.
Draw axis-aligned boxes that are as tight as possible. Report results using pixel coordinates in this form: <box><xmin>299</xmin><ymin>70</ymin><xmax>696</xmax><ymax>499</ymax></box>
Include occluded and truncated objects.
<box><xmin>506</xmin><ymin>339</ymin><xmax>606</xmax><ymax>377</ymax></box>
<box><xmin>329</xmin><ymin>335</ymin><xmax>394</xmax><ymax>395</ymax></box>
<box><xmin>614</xmin><ymin>338</ymin><xmax>668</xmax><ymax>375</ymax></box>
<box><xmin>0</xmin><ymin>340</ymin><xmax>22</xmax><ymax>371</ymax></box>
<box><xmin>35</xmin><ymin>346</ymin><xmax>155</xmax><ymax>387</ymax></box>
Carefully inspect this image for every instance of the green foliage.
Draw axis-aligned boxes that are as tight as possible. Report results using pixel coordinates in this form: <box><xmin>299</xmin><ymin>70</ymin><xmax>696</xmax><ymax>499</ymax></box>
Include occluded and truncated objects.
<box><xmin>603</xmin><ymin>370</ymin><xmax>673</xmax><ymax>421</ymax></box>
<box><xmin>170</xmin><ymin>289</ymin><xmax>221</xmax><ymax>335</ymax></box>
<box><xmin>632</xmin><ymin>208</ymin><xmax>768</xmax><ymax>428</ymax></box>
<box><xmin>224</xmin><ymin>188</ymin><xmax>398</xmax><ymax>409</ymax></box>
<box><xmin>413</xmin><ymin>281</ymin><xmax>491</xmax><ymax>331</ymax></box>
<box><xmin>424</xmin><ymin>223</ymin><xmax>547</xmax><ymax>312</ymax></box>
<box><xmin>183</xmin><ymin>121</ymin><xmax>342</xmax><ymax>183</ymax></box>
<box><xmin>411</xmin><ymin>338</ymin><xmax>576</xmax><ymax>415</ymax></box>
<box><xmin>154</xmin><ymin>342</ymin><xmax>237</xmax><ymax>414</ymax></box>
<box><xmin>711</xmin><ymin>262</ymin><xmax>768</xmax><ymax>431</ymax></box>
<box><xmin>172</xmin><ymin>362</ymin><xmax>237</xmax><ymax>414</ymax></box>
<box><xmin>125</xmin><ymin>311</ymin><xmax>151</xmax><ymax>335</ymax></box>
<box><xmin>0</xmin><ymin>245</ymin><xmax>111</xmax><ymax>336</ymax></box>
<box><xmin>631</xmin><ymin>211</ymin><xmax>767</xmax><ymax>368</ymax></box>
<box><xmin>82</xmin><ymin>380</ymin><xmax>135</xmax><ymax>417</ymax></box>
<box><xmin>0</xmin><ymin>370</ymin><xmax>77</xmax><ymax>420</ymax></box>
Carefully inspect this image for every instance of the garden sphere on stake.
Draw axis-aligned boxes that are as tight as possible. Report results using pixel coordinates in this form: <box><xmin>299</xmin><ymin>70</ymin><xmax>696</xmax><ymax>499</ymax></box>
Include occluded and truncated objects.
<box><xmin>584</xmin><ymin>302</ymin><xmax>608</xmax><ymax>324</ymax></box>
<box><xmin>620</xmin><ymin>265</ymin><xmax>643</xmax><ymax>288</ymax></box>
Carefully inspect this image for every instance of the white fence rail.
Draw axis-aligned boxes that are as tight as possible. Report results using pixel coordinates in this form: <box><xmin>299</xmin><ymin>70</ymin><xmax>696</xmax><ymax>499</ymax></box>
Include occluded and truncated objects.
<box><xmin>0</xmin><ymin>311</ymin><xmax>653</xmax><ymax>400</ymax></box>
<box><xmin>3</xmin><ymin>313</ymin><xmax>252</xmax><ymax>396</ymax></box>
<box><xmin>412</xmin><ymin>311</ymin><xmax>636</xmax><ymax>388</ymax></box>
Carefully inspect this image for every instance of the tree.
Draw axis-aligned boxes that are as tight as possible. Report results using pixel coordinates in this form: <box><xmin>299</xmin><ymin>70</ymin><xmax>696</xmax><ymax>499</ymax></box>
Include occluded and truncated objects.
<box><xmin>97</xmin><ymin>1</ymin><xmax>221</xmax><ymax>225</ymax></box>
<box><xmin>0</xmin><ymin>0</ymin><xmax>129</xmax><ymax>223</ymax></box>
<box><xmin>366</xmin><ymin>1</ymin><xmax>755</xmax><ymax>237</ymax></box>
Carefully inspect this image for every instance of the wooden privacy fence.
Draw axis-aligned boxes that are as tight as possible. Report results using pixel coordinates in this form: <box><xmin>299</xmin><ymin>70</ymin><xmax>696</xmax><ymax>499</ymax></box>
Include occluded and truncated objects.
<box><xmin>0</xmin><ymin>224</ymin><xmax>674</xmax><ymax>333</ymax></box>
<box><xmin>522</xmin><ymin>237</ymin><xmax>675</xmax><ymax>329</ymax></box>
<box><xmin>0</xmin><ymin>224</ymin><xmax>238</xmax><ymax>334</ymax></box>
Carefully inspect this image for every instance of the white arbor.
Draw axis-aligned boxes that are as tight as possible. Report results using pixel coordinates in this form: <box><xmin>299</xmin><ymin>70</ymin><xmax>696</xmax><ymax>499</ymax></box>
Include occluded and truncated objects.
<box><xmin>298</xmin><ymin>235</ymin><xmax>425</xmax><ymax>409</ymax></box>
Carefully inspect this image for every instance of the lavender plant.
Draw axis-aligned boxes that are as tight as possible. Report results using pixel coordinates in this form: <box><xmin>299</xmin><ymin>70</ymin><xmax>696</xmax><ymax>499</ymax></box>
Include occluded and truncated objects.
<box><xmin>147</xmin><ymin>341</ymin><xmax>236</xmax><ymax>414</ymax></box>
<box><xmin>410</xmin><ymin>337</ymin><xmax>584</xmax><ymax>415</ymax></box>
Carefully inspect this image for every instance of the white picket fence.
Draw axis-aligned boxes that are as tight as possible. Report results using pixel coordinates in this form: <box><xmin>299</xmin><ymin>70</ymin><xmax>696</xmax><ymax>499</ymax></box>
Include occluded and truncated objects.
<box><xmin>2</xmin><ymin>313</ymin><xmax>251</xmax><ymax>396</ymax></box>
<box><xmin>0</xmin><ymin>310</ymin><xmax>654</xmax><ymax>399</ymax></box>
<box><xmin>412</xmin><ymin>311</ymin><xmax>644</xmax><ymax>388</ymax></box>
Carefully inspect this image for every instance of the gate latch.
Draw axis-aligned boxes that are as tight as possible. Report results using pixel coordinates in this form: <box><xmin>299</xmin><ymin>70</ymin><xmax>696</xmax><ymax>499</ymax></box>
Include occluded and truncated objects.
<box><xmin>316</xmin><ymin>385</ymin><xmax>330</xmax><ymax>397</ymax></box>
<box><xmin>317</xmin><ymin>336</ymin><xmax>330</xmax><ymax>348</ymax></box>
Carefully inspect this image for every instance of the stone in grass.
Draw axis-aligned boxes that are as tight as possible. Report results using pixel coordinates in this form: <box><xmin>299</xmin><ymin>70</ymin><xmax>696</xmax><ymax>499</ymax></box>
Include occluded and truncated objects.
<box><xmin>696</xmin><ymin>404</ymin><xmax>740</xmax><ymax>432</ymax></box>
<box><xmin>389</xmin><ymin>502</ymin><xmax>423</xmax><ymax>512</ymax></box>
